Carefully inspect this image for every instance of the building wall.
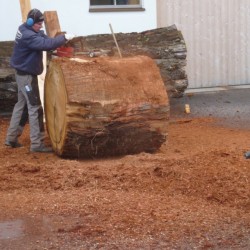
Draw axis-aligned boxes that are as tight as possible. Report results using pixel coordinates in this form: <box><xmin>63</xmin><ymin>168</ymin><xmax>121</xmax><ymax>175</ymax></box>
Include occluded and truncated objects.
<box><xmin>157</xmin><ymin>0</ymin><xmax>250</xmax><ymax>89</ymax></box>
<box><xmin>0</xmin><ymin>0</ymin><xmax>157</xmax><ymax>41</ymax></box>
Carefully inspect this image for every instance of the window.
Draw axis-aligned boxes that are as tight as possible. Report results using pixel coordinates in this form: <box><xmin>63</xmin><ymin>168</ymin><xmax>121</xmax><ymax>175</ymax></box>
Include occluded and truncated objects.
<box><xmin>89</xmin><ymin>0</ymin><xmax>144</xmax><ymax>12</ymax></box>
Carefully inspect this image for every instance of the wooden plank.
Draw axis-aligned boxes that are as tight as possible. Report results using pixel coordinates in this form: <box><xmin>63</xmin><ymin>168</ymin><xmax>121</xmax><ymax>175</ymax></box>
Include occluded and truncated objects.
<box><xmin>44</xmin><ymin>11</ymin><xmax>61</xmax><ymax>38</ymax></box>
<box><xmin>19</xmin><ymin>0</ymin><xmax>31</xmax><ymax>23</ymax></box>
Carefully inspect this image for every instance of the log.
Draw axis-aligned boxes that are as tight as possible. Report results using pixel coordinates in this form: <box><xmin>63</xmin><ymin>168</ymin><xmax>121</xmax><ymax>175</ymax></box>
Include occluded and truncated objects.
<box><xmin>0</xmin><ymin>42</ymin><xmax>18</xmax><ymax>113</ymax></box>
<box><xmin>44</xmin><ymin>55</ymin><xmax>169</xmax><ymax>159</ymax></box>
<box><xmin>0</xmin><ymin>25</ymin><xmax>188</xmax><ymax>115</ymax></box>
<box><xmin>0</xmin><ymin>69</ymin><xmax>17</xmax><ymax>113</ymax></box>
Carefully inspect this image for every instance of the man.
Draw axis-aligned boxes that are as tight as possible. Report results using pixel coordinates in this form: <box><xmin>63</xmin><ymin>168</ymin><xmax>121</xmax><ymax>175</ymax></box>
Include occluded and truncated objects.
<box><xmin>5</xmin><ymin>8</ymin><xmax>75</xmax><ymax>152</ymax></box>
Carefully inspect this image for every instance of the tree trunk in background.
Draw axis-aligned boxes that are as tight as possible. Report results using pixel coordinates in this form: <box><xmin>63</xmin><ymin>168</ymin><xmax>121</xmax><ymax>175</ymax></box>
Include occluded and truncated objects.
<box><xmin>0</xmin><ymin>70</ymin><xmax>16</xmax><ymax>113</ymax></box>
<box><xmin>0</xmin><ymin>41</ymin><xmax>16</xmax><ymax>113</ymax></box>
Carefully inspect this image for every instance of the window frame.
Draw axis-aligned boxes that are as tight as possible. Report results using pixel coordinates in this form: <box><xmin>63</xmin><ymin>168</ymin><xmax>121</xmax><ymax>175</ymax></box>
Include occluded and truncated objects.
<box><xmin>89</xmin><ymin>0</ymin><xmax>145</xmax><ymax>12</ymax></box>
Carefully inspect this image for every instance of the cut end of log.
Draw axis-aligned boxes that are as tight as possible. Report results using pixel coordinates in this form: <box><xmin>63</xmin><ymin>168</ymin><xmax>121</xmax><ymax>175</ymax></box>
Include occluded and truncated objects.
<box><xmin>45</xmin><ymin>55</ymin><xmax>169</xmax><ymax>159</ymax></box>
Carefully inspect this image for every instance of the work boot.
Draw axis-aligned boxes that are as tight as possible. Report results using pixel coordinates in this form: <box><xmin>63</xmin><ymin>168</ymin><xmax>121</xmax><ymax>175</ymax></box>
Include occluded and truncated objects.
<box><xmin>30</xmin><ymin>145</ymin><xmax>53</xmax><ymax>153</ymax></box>
<box><xmin>5</xmin><ymin>140</ymin><xmax>23</xmax><ymax>148</ymax></box>
<box><xmin>244</xmin><ymin>151</ymin><xmax>250</xmax><ymax>159</ymax></box>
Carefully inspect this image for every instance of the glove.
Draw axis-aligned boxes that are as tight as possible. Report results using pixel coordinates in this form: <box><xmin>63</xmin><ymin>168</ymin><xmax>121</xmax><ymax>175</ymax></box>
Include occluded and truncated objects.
<box><xmin>65</xmin><ymin>33</ymin><xmax>76</xmax><ymax>41</ymax></box>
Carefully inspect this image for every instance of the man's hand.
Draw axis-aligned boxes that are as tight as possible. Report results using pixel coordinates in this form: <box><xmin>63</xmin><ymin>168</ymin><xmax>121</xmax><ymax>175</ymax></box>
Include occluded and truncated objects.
<box><xmin>65</xmin><ymin>33</ymin><xmax>76</xmax><ymax>41</ymax></box>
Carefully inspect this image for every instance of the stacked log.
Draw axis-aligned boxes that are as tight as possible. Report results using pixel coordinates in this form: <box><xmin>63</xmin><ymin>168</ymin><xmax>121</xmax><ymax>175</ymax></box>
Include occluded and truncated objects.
<box><xmin>0</xmin><ymin>41</ymin><xmax>16</xmax><ymax>113</ymax></box>
<box><xmin>0</xmin><ymin>25</ymin><xmax>188</xmax><ymax>113</ymax></box>
<box><xmin>0</xmin><ymin>70</ymin><xmax>17</xmax><ymax>113</ymax></box>
<box><xmin>45</xmin><ymin>56</ymin><xmax>169</xmax><ymax>158</ymax></box>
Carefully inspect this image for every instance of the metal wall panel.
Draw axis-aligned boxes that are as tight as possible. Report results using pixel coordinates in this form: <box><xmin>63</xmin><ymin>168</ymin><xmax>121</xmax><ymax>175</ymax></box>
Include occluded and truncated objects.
<box><xmin>157</xmin><ymin>0</ymin><xmax>250</xmax><ymax>89</ymax></box>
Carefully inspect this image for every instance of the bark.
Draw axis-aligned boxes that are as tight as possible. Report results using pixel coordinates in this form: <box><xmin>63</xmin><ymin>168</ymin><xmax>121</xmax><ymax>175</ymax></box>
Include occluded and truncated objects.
<box><xmin>0</xmin><ymin>69</ymin><xmax>16</xmax><ymax>112</ymax></box>
<box><xmin>0</xmin><ymin>42</ymin><xmax>17</xmax><ymax>112</ymax></box>
<box><xmin>45</xmin><ymin>56</ymin><xmax>169</xmax><ymax>159</ymax></box>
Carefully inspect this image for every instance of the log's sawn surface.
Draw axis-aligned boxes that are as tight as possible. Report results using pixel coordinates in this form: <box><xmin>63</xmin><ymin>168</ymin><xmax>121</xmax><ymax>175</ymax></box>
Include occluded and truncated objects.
<box><xmin>70</xmin><ymin>25</ymin><xmax>188</xmax><ymax>98</ymax></box>
<box><xmin>45</xmin><ymin>55</ymin><xmax>169</xmax><ymax>159</ymax></box>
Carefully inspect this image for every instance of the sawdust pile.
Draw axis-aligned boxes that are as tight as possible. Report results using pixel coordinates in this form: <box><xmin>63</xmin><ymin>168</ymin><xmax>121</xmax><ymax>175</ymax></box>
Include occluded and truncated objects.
<box><xmin>0</xmin><ymin>116</ymin><xmax>249</xmax><ymax>249</ymax></box>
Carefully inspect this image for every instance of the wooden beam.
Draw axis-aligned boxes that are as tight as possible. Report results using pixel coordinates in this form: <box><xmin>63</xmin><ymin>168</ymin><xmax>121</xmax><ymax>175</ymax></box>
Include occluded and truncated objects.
<box><xmin>44</xmin><ymin>11</ymin><xmax>61</xmax><ymax>38</ymax></box>
<box><xmin>19</xmin><ymin>0</ymin><xmax>31</xmax><ymax>23</ymax></box>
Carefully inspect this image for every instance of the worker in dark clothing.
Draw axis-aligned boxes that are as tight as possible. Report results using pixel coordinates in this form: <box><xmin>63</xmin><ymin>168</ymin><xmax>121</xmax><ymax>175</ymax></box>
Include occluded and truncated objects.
<box><xmin>5</xmin><ymin>8</ymin><xmax>75</xmax><ymax>152</ymax></box>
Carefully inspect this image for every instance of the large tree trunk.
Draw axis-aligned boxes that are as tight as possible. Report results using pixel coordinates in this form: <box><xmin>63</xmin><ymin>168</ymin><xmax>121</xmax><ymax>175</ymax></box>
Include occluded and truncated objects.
<box><xmin>45</xmin><ymin>56</ymin><xmax>169</xmax><ymax>159</ymax></box>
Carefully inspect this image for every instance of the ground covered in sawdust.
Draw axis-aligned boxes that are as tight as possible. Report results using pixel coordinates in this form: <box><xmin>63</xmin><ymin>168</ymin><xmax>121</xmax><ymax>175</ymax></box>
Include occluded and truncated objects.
<box><xmin>0</xmin><ymin>115</ymin><xmax>249</xmax><ymax>249</ymax></box>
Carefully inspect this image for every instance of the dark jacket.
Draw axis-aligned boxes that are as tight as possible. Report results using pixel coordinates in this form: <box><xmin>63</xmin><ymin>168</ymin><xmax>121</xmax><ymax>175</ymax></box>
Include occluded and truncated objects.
<box><xmin>11</xmin><ymin>23</ymin><xmax>66</xmax><ymax>75</ymax></box>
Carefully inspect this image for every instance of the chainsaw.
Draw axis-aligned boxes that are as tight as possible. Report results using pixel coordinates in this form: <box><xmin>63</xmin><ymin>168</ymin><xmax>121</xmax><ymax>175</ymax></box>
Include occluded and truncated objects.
<box><xmin>54</xmin><ymin>34</ymin><xmax>109</xmax><ymax>58</ymax></box>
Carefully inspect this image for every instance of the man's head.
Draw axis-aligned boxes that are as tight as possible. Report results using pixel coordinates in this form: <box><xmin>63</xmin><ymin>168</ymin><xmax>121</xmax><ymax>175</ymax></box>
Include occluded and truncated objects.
<box><xmin>26</xmin><ymin>9</ymin><xmax>44</xmax><ymax>32</ymax></box>
<box><xmin>26</xmin><ymin>9</ymin><xmax>44</xmax><ymax>26</ymax></box>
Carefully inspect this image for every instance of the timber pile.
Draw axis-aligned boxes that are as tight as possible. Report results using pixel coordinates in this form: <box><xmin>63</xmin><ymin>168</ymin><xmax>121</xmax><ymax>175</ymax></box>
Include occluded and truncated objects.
<box><xmin>0</xmin><ymin>41</ymin><xmax>16</xmax><ymax>112</ymax></box>
<box><xmin>0</xmin><ymin>25</ymin><xmax>187</xmax><ymax>113</ymax></box>
<box><xmin>45</xmin><ymin>55</ymin><xmax>169</xmax><ymax>159</ymax></box>
<box><xmin>0</xmin><ymin>70</ymin><xmax>17</xmax><ymax>112</ymax></box>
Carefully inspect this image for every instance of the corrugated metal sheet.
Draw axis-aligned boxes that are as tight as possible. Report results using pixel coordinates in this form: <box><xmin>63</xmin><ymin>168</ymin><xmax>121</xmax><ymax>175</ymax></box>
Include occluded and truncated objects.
<box><xmin>157</xmin><ymin>0</ymin><xmax>250</xmax><ymax>89</ymax></box>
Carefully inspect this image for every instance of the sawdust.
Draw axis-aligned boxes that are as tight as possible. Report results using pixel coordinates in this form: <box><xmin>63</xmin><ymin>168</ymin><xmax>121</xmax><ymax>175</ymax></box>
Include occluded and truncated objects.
<box><xmin>0</xmin><ymin>115</ymin><xmax>249</xmax><ymax>249</ymax></box>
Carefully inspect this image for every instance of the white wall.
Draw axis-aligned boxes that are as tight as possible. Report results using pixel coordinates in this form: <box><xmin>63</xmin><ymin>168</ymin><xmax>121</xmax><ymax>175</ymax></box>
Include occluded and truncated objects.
<box><xmin>0</xmin><ymin>0</ymin><xmax>157</xmax><ymax>41</ymax></box>
<box><xmin>0</xmin><ymin>1</ymin><xmax>22</xmax><ymax>41</ymax></box>
<box><xmin>157</xmin><ymin>0</ymin><xmax>250</xmax><ymax>89</ymax></box>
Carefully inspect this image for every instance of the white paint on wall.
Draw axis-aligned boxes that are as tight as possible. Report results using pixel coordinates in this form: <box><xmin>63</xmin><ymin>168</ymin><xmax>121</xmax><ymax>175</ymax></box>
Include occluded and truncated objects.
<box><xmin>0</xmin><ymin>1</ymin><xmax>23</xmax><ymax>41</ymax></box>
<box><xmin>157</xmin><ymin>0</ymin><xmax>250</xmax><ymax>88</ymax></box>
<box><xmin>0</xmin><ymin>0</ymin><xmax>157</xmax><ymax>41</ymax></box>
